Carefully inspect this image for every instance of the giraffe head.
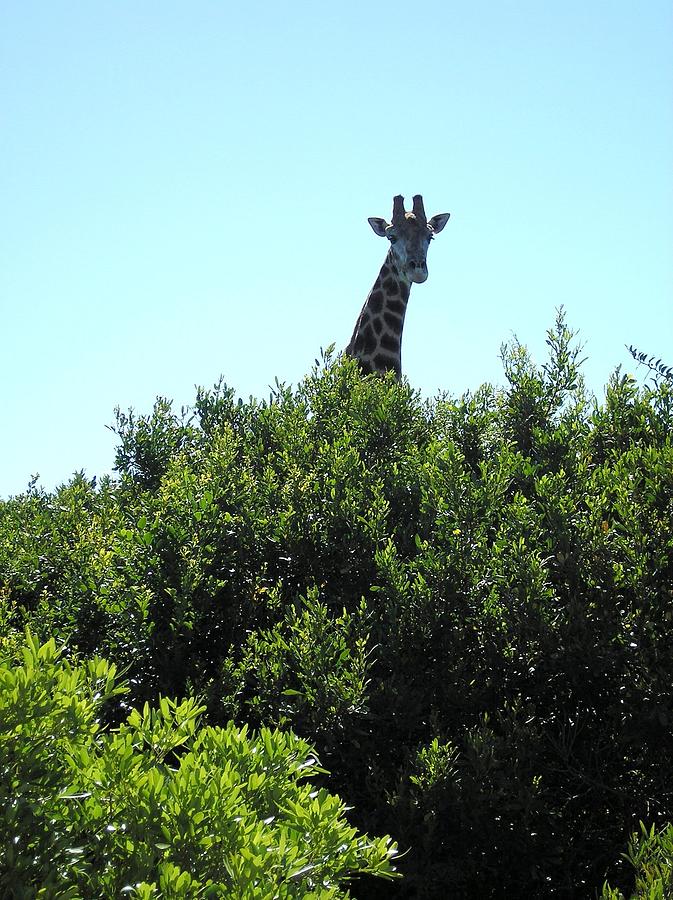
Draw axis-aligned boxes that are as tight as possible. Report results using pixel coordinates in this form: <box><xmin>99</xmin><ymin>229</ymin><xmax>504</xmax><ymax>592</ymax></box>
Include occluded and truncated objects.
<box><xmin>368</xmin><ymin>195</ymin><xmax>450</xmax><ymax>284</ymax></box>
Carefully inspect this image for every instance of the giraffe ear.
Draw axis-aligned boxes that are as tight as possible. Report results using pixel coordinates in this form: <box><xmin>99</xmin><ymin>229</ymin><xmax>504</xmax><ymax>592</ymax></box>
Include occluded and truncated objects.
<box><xmin>368</xmin><ymin>217</ymin><xmax>389</xmax><ymax>237</ymax></box>
<box><xmin>428</xmin><ymin>213</ymin><xmax>450</xmax><ymax>234</ymax></box>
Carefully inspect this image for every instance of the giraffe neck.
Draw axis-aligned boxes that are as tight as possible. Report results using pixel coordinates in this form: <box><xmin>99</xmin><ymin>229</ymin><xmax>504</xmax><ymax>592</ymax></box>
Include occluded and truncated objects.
<box><xmin>347</xmin><ymin>249</ymin><xmax>412</xmax><ymax>377</ymax></box>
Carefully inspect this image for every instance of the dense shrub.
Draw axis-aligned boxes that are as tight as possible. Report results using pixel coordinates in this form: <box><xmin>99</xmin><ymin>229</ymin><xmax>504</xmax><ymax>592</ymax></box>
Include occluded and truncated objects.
<box><xmin>1</xmin><ymin>312</ymin><xmax>672</xmax><ymax>897</ymax></box>
<box><xmin>0</xmin><ymin>631</ymin><xmax>398</xmax><ymax>897</ymax></box>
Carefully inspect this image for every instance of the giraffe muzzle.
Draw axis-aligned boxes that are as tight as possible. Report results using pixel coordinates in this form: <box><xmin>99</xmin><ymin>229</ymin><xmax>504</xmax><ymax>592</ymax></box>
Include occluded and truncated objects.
<box><xmin>407</xmin><ymin>261</ymin><xmax>428</xmax><ymax>284</ymax></box>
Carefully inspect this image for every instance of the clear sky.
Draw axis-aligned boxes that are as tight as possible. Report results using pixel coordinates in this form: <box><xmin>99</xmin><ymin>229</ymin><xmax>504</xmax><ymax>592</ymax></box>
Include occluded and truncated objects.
<box><xmin>1</xmin><ymin>1</ymin><xmax>672</xmax><ymax>498</ymax></box>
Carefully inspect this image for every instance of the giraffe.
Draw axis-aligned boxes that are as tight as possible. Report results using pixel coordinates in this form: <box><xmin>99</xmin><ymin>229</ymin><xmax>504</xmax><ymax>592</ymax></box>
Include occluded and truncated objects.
<box><xmin>345</xmin><ymin>194</ymin><xmax>450</xmax><ymax>378</ymax></box>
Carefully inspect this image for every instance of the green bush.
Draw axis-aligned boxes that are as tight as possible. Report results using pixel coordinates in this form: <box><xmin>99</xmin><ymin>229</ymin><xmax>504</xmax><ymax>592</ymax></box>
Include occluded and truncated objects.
<box><xmin>602</xmin><ymin>822</ymin><xmax>673</xmax><ymax>899</ymax></box>
<box><xmin>1</xmin><ymin>312</ymin><xmax>672</xmax><ymax>897</ymax></box>
<box><xmin>0</xmin><ymin>631</ymin><xmax>398</xmax><ymax>897</ymax></box>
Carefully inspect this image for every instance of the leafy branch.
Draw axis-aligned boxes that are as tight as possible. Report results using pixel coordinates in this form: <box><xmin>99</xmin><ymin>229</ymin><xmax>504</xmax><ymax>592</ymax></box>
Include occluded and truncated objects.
<box><xmin>627</xmin><ymin>345</ymin><xmax>673</xmax><ymax>384</ymax></box>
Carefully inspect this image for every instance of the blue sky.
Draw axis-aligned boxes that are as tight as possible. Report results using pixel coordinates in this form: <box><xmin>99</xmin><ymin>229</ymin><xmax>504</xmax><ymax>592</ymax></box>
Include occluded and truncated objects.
<box><xmin>1</xmin><ymin>1</ymin><xmax>672</xmax><ymax>497</ymax></box>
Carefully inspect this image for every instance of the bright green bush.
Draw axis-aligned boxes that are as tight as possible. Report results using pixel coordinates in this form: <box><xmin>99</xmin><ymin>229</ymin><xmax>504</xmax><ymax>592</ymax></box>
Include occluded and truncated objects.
<box><xmin>0</xmin><ymin>631</ymin><xmax>398</xmax><ymax>897</ymax></box>
<box><xmin>602</xmin><ymin>822</ymin><xmax>673</xmax><ymax>899</ymax></box>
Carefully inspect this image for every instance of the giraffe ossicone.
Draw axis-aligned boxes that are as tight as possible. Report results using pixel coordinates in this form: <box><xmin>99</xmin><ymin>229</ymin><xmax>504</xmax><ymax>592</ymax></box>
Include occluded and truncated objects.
<box><xmin>345</xmin><ymin>194</ymin><xmax>450</xmax><ymax>379</ymax></box>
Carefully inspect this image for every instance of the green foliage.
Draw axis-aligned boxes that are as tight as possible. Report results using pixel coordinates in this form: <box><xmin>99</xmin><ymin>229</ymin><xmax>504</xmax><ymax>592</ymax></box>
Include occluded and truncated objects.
<box><xmin>628</xmin><ymin>345</ymin><xmax>673</xmax><ymax>386</ymax></box>
<box><xmin>0</xmin><ymin>631</ymin><xmax>398</xmax><ymax>897</ymax></box>
<box><xmin>499</xmin><ymin>308</ymin><xmax>588</xmax><ymax>455</ymax></box>
<box><xmin>1</xmin><ymin>310</ymin><xmax>673</xmax><ymax>897</ymax></box>
<box><xmin>1</xmin><ymin>630</ymin><xmax>125</xmax><ymax>894</ymax></box>
<box><xmin>602</xmin><ymin>822</ymin><xmax>673</xmax><ymax>899</ymax></box>
<box><xmin>110</xmin><ymin>398</ymin><xmax>198</xmax><ymax>491</ymax></box>
<box><xmin>230</xmin><ymin>590</ymin><xmax>374</xmax><ymax>760</ymax></box>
